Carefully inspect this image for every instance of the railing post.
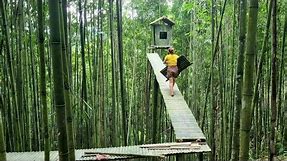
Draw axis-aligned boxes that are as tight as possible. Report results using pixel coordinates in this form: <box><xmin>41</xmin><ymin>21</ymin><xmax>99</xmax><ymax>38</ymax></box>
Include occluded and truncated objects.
<box><xmin>152</xmin><ymin>78</ymin><xmax>159</xmax><ymax>143</ymax></box>
<box><xmin>198</xmin><ymin>153</ymin><xmax>203</xmax><ymax>161</ymax></box>
<box><xmin>145</xmin><ymin>60</ymin><xmax>152</xmax><ymax>142</ymax></box>
<box><xmin>176</xmin><ymin>154</ymin><xmax>184</xmax><ymax>161</ymax></box>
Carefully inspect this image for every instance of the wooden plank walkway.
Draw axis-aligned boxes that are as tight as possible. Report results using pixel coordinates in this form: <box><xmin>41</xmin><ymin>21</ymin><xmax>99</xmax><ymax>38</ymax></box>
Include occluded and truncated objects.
<box><xmin>147</xmin><ymin>53</ymin><xmax>206</xmax><ymax>142</ymax></box>
<box><xmin>6</xmin><ymin>142</ymin><xmax>210</xmax><ymax>161</ymax></box>
<box><xmin>6</xmin><ymin>149</ymin><xmax>132</xmax><ymax>161</ymax></box>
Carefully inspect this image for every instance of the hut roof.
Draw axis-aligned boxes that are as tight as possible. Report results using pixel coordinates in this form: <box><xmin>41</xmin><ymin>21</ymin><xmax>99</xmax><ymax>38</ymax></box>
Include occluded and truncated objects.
<box><xmin>150</xmin><ymin>16</ymin><xmax>175</xmax><ymax>26</ymax></box>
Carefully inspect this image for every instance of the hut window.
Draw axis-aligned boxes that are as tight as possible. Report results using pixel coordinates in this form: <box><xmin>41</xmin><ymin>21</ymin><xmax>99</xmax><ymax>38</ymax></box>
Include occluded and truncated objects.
<box><xmin>159</xmin><ymin>32</ymin><xmax>167</xmax><ymax>39</ymax></box>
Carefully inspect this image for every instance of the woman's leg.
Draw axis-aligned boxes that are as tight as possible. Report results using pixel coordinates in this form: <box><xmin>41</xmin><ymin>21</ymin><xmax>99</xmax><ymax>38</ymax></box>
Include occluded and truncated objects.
<box><xmin>169</xmin><ymin>77</ymin><xmax>174</xmax><ymax>96</ymax></box>
<box><xmin>173</xmin><ymin>78</ymin><xmax>176</xmax><ymax>87</ymax></box>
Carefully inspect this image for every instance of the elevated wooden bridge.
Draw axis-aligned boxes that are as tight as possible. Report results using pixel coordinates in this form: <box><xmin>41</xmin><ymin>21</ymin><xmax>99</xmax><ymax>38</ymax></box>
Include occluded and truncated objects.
<box><xmin>6</xmin><ymin>53</ymin><xmax>210</xmax><ymax>161</ymax></box>
<box><xmin>147</xmin><ymin>53</ymin><xmax>206</xmax><ymax>142</ymax></box>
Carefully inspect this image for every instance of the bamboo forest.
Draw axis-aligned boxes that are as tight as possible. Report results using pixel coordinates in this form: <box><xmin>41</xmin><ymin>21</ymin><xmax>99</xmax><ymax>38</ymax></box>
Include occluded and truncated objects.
<box><xmin>0</xmin><ymin>0</ymin><xmax>287</xmax><ymax>160</ymax></box>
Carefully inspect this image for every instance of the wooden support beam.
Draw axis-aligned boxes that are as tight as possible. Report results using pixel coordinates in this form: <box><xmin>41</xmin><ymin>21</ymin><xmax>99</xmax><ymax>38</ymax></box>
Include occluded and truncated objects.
<box><xmin>83</xmin><ymin>151</ymin><xmax>164</xmax><ymax>158</ymax></box>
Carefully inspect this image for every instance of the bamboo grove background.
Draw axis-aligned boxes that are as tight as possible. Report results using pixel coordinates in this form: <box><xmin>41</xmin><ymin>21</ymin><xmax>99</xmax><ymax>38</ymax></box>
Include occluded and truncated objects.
<box><xmin>0</xmin><ymin>0</ymin><xmax>287</xmax><ymax>161</ymax></box>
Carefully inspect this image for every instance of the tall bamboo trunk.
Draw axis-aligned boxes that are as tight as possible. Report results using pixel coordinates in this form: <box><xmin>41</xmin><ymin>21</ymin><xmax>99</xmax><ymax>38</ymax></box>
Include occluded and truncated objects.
<box><xmin>282</xmin><ymin>5</ymin><xmax>287</xmax><ymax>152</ymax></box>
<box><xmin>239</xmin><ymin>0</ymin><xmax>259</xmax><ymax>159</ymax></box>
<box><xmin>59</xmin><ymin>0</ymin><xmax>75</xmax><ymax>159</ymax></box>
<box><xmin>231</xmin><ymin>0</ymin><xmax>246</xmax><ymax>159</ymax></box>
<box><xmin>145</xmin><ymin>62</ymin><xmax>152</xmax><ymax>143</ymax></box>
<box><xmin>15</xmin><ymin>0</ymin><xmax>24</xmax><ymax>151</ymax></box>
<box><xmin>78</xmin><ymin>0</ymin><xmax>88</xmax><ymax>148</ymax></box>
<box><xmin>47</xmin><ymin>0</ymin><xmax>69</xmax><ymax>160</ymax></box>
<box><xmin>37</xmin><ymin>0</ymin><xmax>50</xmax><ymax>157</ymax></box>
<box><xmin>227</xmin><ymin>1</ymin><xmax>237</xmax><ymax>159</ymax></box>
<box><xmin>97</xmin><ymin>0</ymin><xmax>105</xmax><ymax>147</ymax></box>
<box><xmin>37</xmin><ymin>0</ymin><xmax>49</xmax><ymax>159</ymax></box>
<box><xmin>24</xmin><ymin>3</ymin><xmax>33</xmax><ymax>150</ymax></box>
<box><xmin>209</xmin><ymin>0</ymin><xmax>216</xmax><ymax>159</ymax></box>
<box><xmin>0</xmin><ymin>111</ymin><xmax>6</xmax><ymax>161</ymax></box>
<box><xmin>29</xmin><ymin>19</ymin><xmax>41</xmax><ymax>150</ymax></box>
<box><xmin>127</xmin><ymin>51</ymin><xmax>137</xmax><ymax>144</ymax></box>
<box><xmin>108</xmin><ymin>0</ymin><xmax>117</xmax><ymax>147</ymax></box>
<box><xmin>86</xmin><ymin>7</ymin><xmax>94</xmax><ymax>148</ymax></box>
<box><xmin>270</xmin><ymin>0</ymin><xmax>277</xmax><ymax>160</ymax></box>
<box><xmin>91</xmin><ymin>0</ymin><xmax>98</xmax><ymax>147</ymax></box>
<box><xmin>116</xmin><ymin>0</ymin><xmax>127</xmax><ymax>146</ymax></box>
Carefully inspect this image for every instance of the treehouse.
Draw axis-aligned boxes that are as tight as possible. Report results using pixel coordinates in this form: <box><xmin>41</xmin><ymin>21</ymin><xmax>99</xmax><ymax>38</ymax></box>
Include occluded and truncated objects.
<box><xmin>150</xmin><ymin>16</ymin><xmax>175</xmax><ymax>49</ymax></box>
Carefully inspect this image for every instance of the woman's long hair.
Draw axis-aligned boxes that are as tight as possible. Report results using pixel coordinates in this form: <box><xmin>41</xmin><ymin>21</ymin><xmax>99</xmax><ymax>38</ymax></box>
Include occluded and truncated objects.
<box><xmin>168</xmin><ymin>47</ymin><xmax>174</xmax><ymax>54</ymax></box>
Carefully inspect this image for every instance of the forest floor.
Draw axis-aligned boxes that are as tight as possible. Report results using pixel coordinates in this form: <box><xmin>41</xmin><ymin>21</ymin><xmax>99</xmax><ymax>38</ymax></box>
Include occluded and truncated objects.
<box><xmin>256</xmin><ymin>154</ymin><xmax>287</xmax><ymax>161</ymax></box>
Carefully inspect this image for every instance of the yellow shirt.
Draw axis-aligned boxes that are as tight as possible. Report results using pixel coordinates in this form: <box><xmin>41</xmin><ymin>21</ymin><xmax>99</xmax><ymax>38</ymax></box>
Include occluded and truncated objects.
<box><xmin>164</xmin><ymin>54</ymin><xmax>179</xmax><ymax>66</ymax></box>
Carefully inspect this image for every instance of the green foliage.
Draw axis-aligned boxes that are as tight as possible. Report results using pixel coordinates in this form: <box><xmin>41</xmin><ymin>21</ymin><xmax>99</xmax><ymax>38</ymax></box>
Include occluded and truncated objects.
<box><xmin>182</xmin><ymin>2</ymin><xmax>194</xmax><ymax>12</ymax></box>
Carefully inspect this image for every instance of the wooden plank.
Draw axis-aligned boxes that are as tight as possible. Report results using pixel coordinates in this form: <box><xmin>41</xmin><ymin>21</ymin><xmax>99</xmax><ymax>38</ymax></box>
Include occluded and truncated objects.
<box><xmin>176</xmin><ymin>133</ymin><xmax>206</xmax><ymax>139</ymax></box>
<box><xmin>86</xmin><ymin>149</ymin><xmax>162</xmax><ymax>157</ymax></box>
<box><xmin>6</xmin><ymin>151</ymin><xmax>59</xmax><ymax>161</ymax></box>
<box><xmin>168</xmin><ymin>114</ymin><xmax>195</xmax><ymax>119</ymax></box>
<box><xmin>169</xmin><ymin>118</ymin><xmax>197</xmax><ymax>122</ymax></box>
<box><xmin>173</xmin><ymin>121</ymin><xmax>198</xmax><ymax>125</ymax></box>
<box><xmin>173</xmin><ymin>126</ymin><xmax>202</xmax><ymax>131</ymax></box>
<box><xmin>147</xmin><ymin>53</ymin><xmax>206</xmax><ymax>141</ymax></box>
<box><xmin>140</xmin><ymin>142</ymin><xmax>193</xmax><ymax>148</ymax></box>
<box><xmin>6</xmin><ymin>142</ymin><xmax>210</xmax><ymax>161</ymax></box>
<box><xmin>83</xmin><ymin>151</ymin><xmax>164</xmax><ymax>158</ymax></box>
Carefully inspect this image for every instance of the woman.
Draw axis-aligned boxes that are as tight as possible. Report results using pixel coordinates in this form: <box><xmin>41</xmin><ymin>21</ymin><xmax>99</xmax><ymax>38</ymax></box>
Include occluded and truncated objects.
<box><xmin>163</xmin><ymin>47</ymin><xmax>179</xmax><ymax>96</ymax></box>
